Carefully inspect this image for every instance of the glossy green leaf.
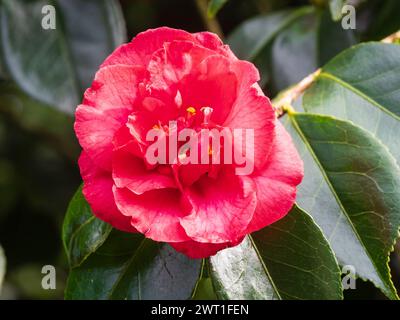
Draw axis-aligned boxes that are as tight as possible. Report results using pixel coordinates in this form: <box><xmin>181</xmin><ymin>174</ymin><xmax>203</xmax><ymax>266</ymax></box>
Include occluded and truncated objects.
<box><xmin>63</xmin><ymin>188</ymin><xmax>202</xmax><ymax>300</ymax></box>
<box><xmin>191</xmin><ymin>260</ymin><xmax>218</xmax><ymax>300</ymax></box>
<box><xmin>227</xmin><ymin>7</ymin><xmax>312</xmax><ymax>88</ymax></box>
<box><xmin>62</xmin><ymin>186</ymin><xmax>112</xmax><ymax>268</ymax></box>
<box><xmin>0</xmin><ymin>0</ymin><xmax>126</xmax><ymax>113</ymax></box>
<box><xmin>270</xmin><ymin>8</ymin><xmax>355</xmax><ymax>92</ymax></box>
<box><xmin>268</xmin><ymin>10</ymin><xmax>318</xmax><ymax>92</ymax></box>
<box><xmin>303</xmin><ymin>43</ymin><xmax>400</xmax><ymax>160</ymax></box>
<box><xmin>228</xmin><ymin>7</ymin><xmax>312</xmax><ymax>62</ymax></box>
<box><xmin>283</xmin><ymin>112</ymin><xmax>400</xmax><ymax>300</ymax></box>
<box><xmin>65</xmin><ymin>230</ymin><xmax>203</xmax><ymax>300</ymax></box>
<box><xmin>209</xmin><ymin>205</ymin><xmax>343</xmax><ymax>300</ymax></box>
<box><xmin>207</xmin><ymin>0</ymin><xmax>228</xmax><ymax>18</ymax></box>
<box><xmin>0</xmin><ymin>245</ymin><xmax>5</xmax><ymax>291</ymax></box>
<box><xmin>192</xmin><ymin>278</ymin><xmax>218</xmax><ymax>300</ymax></box>
<box><xmin>228</xmin><ymin>7</ymin><xmax>355</xmax><ymax>92</ymax></box>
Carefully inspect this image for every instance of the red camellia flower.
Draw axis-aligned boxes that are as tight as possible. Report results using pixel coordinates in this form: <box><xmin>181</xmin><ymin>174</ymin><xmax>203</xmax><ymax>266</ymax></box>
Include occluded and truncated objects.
<box><xmin>75</xmin><ymin>27</ymin><xmax>303</xmax><ymax>258</ymax></box>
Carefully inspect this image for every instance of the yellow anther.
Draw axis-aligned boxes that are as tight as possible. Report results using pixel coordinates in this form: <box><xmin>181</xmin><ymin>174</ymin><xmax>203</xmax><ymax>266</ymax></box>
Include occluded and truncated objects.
<box><xmin>152</xmin><ymin>124</ymin><xmax>161</xmax><ymax>130</ymax></box>
<box><xmin>186</xmin><ymin>107</ymin><xmax>196</xmax><ymax>115</ymax></box>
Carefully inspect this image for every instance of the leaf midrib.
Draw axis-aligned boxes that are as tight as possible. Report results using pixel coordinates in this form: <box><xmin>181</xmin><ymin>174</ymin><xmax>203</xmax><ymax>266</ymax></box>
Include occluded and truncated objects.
<box><xmin>190</xmin><ymin>259</ymin><xmax>207</xmax><ymax>299</ymax></box>
<box><xmin>288</xmin><ymin>114</ymin><xmax>395</xmax><ymax>298</ymax></box>
<box><xmin>248</xmin><ymin>235</ymin><xmax>282</xmax><ymax>300</ymax></box>
<box><xmin>319</xmin><ymin>71</ymin><xmax>400</xmax><ymax>122</ymax></box>
<box><xmin>67</xmin><ymin>215</ymin><xmax>113</xmax><ymax>268</ymax></box>
<box><xmin>107</xmin><ymin>237</ymin><xmax>149</xmax><ymax>299</ymax></box>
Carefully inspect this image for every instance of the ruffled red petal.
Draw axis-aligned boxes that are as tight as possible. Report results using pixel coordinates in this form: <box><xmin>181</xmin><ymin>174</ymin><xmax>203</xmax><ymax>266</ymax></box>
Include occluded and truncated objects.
<box><xmin>246</xmin><ymin>121</ymin><xmax>304</xmax><ymax>233</ymax></box>
<box><xmin>79</xmin><ymin>152</ymin><xmax>137</xmax><ymax>233</ymax></box>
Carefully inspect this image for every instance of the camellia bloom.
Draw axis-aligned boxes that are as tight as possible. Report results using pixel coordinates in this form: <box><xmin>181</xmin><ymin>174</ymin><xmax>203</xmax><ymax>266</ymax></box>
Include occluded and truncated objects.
<box><xmin>75</xmin><ymin>27</ymin><xmax>303</xmax><ymax>258</ymax></box>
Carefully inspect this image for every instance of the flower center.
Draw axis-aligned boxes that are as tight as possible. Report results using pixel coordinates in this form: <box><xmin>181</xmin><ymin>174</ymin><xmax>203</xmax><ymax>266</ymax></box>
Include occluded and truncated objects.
<box><xmin>179</xmin><ymin>105</ymin><xmax>215</xmax><ymax>131</ymax></box>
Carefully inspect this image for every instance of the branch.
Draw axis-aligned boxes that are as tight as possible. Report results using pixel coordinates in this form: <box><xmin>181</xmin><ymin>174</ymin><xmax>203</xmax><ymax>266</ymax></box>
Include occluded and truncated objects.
<box><xmin>382</xmin><ymin>31</ymin><xmax>400</xmax><ymax>44</ymax></box>
<box><xmin>195</xmin><ymin>0</ymin><xmax>224</xmax><ymax>39</ymax></box>
<box><xmin>272</xmin><ymin>30</ymin><xmax>400</xmax><ymax>117</ymax></box>
<box><xmin>272</xmin><ymin>69</ymin><xmax>321</xmax><ymax>117</ymax></box>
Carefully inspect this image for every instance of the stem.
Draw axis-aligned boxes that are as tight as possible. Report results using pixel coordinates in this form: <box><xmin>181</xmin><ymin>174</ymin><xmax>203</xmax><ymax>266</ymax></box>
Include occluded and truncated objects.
<box><xmin>382</xmin><ymin>31</ymin><xmax>400</xmax><ymax>44</ymax></box>
<box><xmin>195</xmin><ymin>0</ymin><xmax>224</xmax><ymax>39</ymax></box>
<box><xmin>272</xmin><ymin>69</ymin><xmax>321</xmax><ymax>117</ymax></box>
<box><xmin>272</xmin><ymin>30</ymin><xmax>400</xmax><ymax>118</ymax></box>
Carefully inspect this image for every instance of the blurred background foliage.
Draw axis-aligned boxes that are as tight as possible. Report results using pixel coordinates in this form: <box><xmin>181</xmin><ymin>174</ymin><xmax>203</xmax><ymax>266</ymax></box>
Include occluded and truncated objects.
<box><xmin>0</xmin><ymin>0</ymin><xmax>399</xmax><ymax>299</ymax></box>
